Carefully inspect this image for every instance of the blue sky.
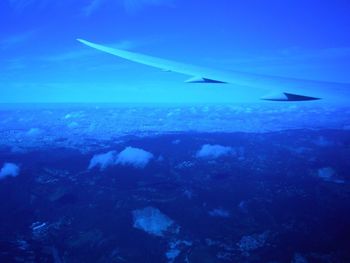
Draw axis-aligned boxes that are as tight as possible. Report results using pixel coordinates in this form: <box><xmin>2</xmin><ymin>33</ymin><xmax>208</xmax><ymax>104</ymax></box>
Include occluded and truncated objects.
<box><xmin>1</xmin><ymin>0</ymin><xmax>350</xmax><ymax>103</ymax></box>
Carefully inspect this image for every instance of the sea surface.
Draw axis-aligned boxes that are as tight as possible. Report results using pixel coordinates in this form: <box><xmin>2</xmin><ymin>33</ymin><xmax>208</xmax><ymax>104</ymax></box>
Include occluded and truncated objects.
<box><xmin>0</xmin><ymin>103</ymin><xmax>349</xmax><ymax>262</ymax></box>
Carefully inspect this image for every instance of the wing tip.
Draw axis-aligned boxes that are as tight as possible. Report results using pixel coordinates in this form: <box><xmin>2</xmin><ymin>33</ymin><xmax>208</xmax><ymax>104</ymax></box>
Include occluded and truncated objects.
<box><xmin>76</xmin><ymin>38</ymin><xmax>88</xmax><ymax>45</ymax></box>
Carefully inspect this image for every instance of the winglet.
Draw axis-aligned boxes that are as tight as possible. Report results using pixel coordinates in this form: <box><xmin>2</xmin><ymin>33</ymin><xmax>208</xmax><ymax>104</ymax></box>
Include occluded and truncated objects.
<box><xmin>261</xmin><ymin>92</ymin><xmax>320</xmax><ymax>101</ymax></box>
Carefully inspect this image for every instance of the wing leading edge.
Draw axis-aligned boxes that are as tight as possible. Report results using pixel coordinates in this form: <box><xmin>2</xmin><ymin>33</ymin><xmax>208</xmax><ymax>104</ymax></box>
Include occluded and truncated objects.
<box><xmin>77</xmin><ymin>39</ymin><xmax>350</xmax><ymax>102</ymax></box>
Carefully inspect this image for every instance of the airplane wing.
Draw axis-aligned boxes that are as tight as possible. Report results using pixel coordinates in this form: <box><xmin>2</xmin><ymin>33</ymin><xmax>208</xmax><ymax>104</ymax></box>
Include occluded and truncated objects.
<box><xmin>77</xmin><ymin>39</ymin><xmax>350</xmax><ymax>102</ymax></box>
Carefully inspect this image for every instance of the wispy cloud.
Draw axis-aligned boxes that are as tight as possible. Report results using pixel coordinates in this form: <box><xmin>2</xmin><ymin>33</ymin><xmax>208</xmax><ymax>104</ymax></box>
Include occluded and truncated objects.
<box><xmin>43</xmin><ymin>49</ymin><xmax>96</xmax><ymax>62</ymax></box>
<box><xmin>205</xmin><ymin>46</ymin><xmax>350</xmax><ymax>82</ymax></box>
<box><xmin>8</xmin><ymin>0</ymin><xmax>173</xmax><ymax>16</ymax></box>
<box><xmin>4</xmin><ymin>57</ymin><xmax>27</xmax><ymax>70</ymax></box>
<box><xmin>83</xmin><ymin>0</ymin><xmax>173</xmax><ymax>16</ymax></box>
<box><xmin>209</xmin><ymin>46</ymin><xmax>350</xmax><ymax>67</ymax></box>
<box><xmin>267</xmin><ymin>46</ymin><xmax>350</xmax><ymax>63</ymax></box>
<box><xmin>8</xmin><ymin>0</ymin><xmax>35</xmax><ymax>11</ymax></box>
<box><xmin>0</xmin><ymin>30</ymin><xmax>36</xmax><ymax>49</ymax></box>
<box><xmin>122</xmin><ymin>0</ymin><xmax>174</xmax><ymax>13</ymax></box>
<box><xmin>83</xmin><ymin>0</ymin><xmax>106</xmax><ymax>16</ymax></box>
<box><xmin>43</xmin><ymin>40</ymin><xmax>139</xmax><ymax>62</ymax></box>
<box><xmin>8</xmin><ymin>0</ymin><xmax>50</xmax><ymax>12</ymax></box>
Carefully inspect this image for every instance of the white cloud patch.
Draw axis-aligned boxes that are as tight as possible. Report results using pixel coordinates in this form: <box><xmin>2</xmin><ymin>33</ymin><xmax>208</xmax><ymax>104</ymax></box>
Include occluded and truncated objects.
<box><xmin>26</xmin><ymin>128</ymin><xmax>42</xmax><ymax>137</ymax></box>
<box><xmin>317</xmin><ymin>167</ymin><xmax>344</xmax><ymax>184</ymax></box>
<box><xmin>116</xmin><ymin>147</ymin><xmax>153</xmax><ymax>168</ymax></box>
<box><xmin>0</xmin><ymin>163</ymin><xmax>20</xmax><ymax>180</ymax></box>
<box><xmin>166</xmin><ymin>240</ymin><xmax>192</xmax><ymax>263</ymax></box>
<box><xmin>88</xmin><ymin>151</ymin><xmax>117</xmax><ymax>171</ymax></box>
<box><xmin>237</xmin><ymin>231</ymin><xmax>269</xmax><ymax>256</ymax></box>
<box><xmin>196</xmin><ymin>144</ymin><xmax>233</xmax><ymax>159</ymax></box>
<box><xmin>67</xmin><ymin>121</ymin><xmax>79</xmax><ymax>129</ymax></box>
<box><xmin>88</xmin><ymin>147</ymin><xmax>153</xmax><ymax>170</ymax></box>
<box><xmin>208</xmin><ymin>208</ymin><xmax>230</xmax><ymax>218</ymax></box>
<box><xmin>132</xmin><ymin>206</ymin><xmax>174</xmax><ymax>237</ymax></box>
<box><xmin>62</xmin><ymin>111</ymin><xmax>85</xmax><ymax>120</ymax></box>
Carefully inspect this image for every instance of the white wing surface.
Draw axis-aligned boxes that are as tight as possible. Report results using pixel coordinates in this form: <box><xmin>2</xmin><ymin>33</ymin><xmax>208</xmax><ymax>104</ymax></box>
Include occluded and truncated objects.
<box><xmin>77</xmin><ymin>39</ymin><xmax>350</xmax><ymax>102</ymax></box>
